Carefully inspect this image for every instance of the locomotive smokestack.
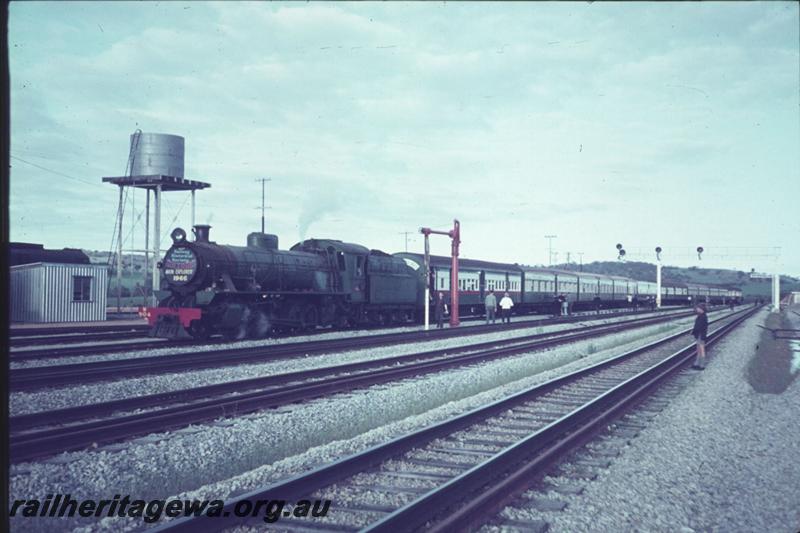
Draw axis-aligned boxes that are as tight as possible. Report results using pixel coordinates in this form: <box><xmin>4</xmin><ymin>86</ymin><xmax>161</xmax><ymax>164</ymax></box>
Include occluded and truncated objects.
<box><xmin>193</xmin><ymin>224</ymin><xmax>211</xmax><ymax>243</ymax></box>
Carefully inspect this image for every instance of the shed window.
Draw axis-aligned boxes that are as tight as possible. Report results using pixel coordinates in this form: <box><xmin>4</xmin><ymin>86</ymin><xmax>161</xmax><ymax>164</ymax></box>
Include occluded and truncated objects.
<box><xmin>73</xmin><ymin>276</ymin><xmax>92</xmax><ymax>301</ymax></box>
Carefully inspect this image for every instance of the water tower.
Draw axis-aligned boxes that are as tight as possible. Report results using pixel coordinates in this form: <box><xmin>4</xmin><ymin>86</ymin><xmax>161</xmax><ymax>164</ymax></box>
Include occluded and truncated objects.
<box><xmin>103</xmin><ymin>131</ymin><xmax>211</xmax><ymax>308</ymax></box>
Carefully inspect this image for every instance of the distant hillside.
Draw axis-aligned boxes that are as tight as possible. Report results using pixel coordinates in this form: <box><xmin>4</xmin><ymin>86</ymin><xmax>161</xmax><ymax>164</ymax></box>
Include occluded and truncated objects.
<box><xmin>84</xmin><ymin>250</ymin><xmax>150</xmax><ymax>271</ymax></box>
<box><xmin>554</xmin><ymin>261</ymin><xmax>800</xmax><ymax>299</ymax></box>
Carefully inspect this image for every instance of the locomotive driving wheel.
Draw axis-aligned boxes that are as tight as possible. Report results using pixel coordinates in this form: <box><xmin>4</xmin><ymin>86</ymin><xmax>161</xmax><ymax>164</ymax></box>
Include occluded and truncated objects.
<box><xmin>222</xmin><ymin>307</ymin><xmax>249</xmax><ymax>341</ymax></box>
<box><xmin>187</xmin><ymin>320</ymin><xmax>210</xmax><ymax>341</ymax></box>
<box><xmin>247</xmin><ymin>308</ymin><xmax>271</xmax><ymax>338</ymax></box>
<box><xmin>300</xmin><ymin>305</ymin><xmax>319</xmax><ymax>332</ymax></box>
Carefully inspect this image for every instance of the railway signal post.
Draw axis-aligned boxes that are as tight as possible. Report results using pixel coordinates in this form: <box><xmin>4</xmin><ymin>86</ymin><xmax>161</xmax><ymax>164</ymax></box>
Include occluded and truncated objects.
<box><xmin>655</xmin><ymin>246</ymin><xmax>662</xmax><ymax>308</ymax></box>
<box><xmin>420</xmin><ymin>219</ymin><xmax>461</xmax><ymax>329</ymax></box>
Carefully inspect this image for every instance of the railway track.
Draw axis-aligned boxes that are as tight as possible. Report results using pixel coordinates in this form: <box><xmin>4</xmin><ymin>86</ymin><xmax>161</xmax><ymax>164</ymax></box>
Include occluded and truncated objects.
<box><xmin>9</xmin><ymin>306</ymin><xmax>696</xmax><ymax>362</ymax></box>
<box><xmin>149</xmin><ymin>305</ymin><xmax>759</xmax><ymax>532</ymax></box>
<box><xmin>9</xmin><ymin>329</ymin><xmax>149</xmax><ymax>348</ymax></box>
<box><xmin>9</xmin><ymin>323</ymin><xmax>149</xmax><ymax>337</ymax></box>
<box><xmin>10</xmin><ymin>307</ymin><xmax>705</xmax><ymax>391</ymax></box>
<box><xmin>9</xmin><ymin>308</ymin><xmax>709</xmax><ymax>462</ymax></box>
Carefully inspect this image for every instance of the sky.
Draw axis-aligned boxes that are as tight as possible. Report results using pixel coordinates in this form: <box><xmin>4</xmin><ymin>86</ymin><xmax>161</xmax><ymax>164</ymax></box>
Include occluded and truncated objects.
<box><xmin>8</xmin><ymin>1</ymin><xmax>800</xmax><ymax>275</ymax></box>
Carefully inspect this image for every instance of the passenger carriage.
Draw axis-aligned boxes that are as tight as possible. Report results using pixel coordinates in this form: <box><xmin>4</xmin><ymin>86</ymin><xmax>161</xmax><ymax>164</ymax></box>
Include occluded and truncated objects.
<box><xmin>519</xmin><ymin>266</ymin><xmax>558</xmax><ymax>313</ymax></box>
<box><xmin>394</xmin><ymin>253</ymin><xmax>523</xmax><ymax>317</ymax></box>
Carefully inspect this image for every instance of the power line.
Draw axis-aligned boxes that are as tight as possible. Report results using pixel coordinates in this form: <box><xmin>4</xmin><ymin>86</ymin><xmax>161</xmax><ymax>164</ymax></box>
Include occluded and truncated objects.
<box><xmin>10</xmin><ymin>154</ymin><xmax>105</xmax><ymax>188</ymax></box>
<box><xmin>160</xmin><ymin>193</ymin><xmax>191</xmax><ymax>244</ymax></box>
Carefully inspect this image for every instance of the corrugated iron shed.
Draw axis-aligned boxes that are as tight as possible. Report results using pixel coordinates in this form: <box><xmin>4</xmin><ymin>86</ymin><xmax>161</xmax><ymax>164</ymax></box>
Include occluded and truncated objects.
<box><xmin>10</xmin><ymin>263</ymin><xmax>108</xmax><ymax>323</ymax></box>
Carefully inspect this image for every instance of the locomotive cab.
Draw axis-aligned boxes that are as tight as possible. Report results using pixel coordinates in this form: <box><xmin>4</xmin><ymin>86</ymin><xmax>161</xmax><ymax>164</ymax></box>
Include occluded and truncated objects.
<box><xmin>291</xmin><ymin>239</ymin><xmax>369</xmax><ymax>303</ymax></box>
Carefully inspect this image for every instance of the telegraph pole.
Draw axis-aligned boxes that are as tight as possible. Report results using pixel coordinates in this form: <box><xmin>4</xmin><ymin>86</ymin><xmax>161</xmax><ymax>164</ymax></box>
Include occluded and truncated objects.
<box><xmin>544</xmin><ymin>235</ymin><xmax>557</xmax><ymax>266</ymax></box>
<box><xmin>577</xmin><ymin>252</ymin><xmax>584</xmax><ymax>272</ymax></box>
<box><xmin>255</xmin><ymin>178</ymin><xmax>272</xmax><ymax>233</ymax></box>
<box><xmin>398</xmin><ymin>231</ymin><xmax>414</xmax><ymax>252</ymax></box>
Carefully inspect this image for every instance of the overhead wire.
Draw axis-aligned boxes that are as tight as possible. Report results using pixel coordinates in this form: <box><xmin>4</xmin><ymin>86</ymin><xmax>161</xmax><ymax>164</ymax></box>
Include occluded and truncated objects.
<box><xmin>9</xmin><ymin>154</ymin><xmax>103</xmax><ymax>188</ymax></box>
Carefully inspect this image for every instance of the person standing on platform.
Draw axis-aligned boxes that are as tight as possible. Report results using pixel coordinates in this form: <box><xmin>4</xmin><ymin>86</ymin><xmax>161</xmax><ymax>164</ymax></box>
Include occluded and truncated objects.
<box><xmin>560</xmin><ymin>294</ymin><xmax>569</xmax><ymax>317</ymax></box>
<box><xmin>434</xmin><ymin>292</ymin><xmax>448</xmax><ymax>329</ymax></box>
<box><xmin>691</xmin><ymin>303</ymin><xmax>709</xmax><ymax>369</ymax></box>
<box><xmin>484</xmin><ymin>290</ymin><xmax>498</xmax><ymax>324</ymax></box>
<box><xmin>499</xmin><ymin>292</ymin><xmax>514</xmax><ymax>324</ymax></box>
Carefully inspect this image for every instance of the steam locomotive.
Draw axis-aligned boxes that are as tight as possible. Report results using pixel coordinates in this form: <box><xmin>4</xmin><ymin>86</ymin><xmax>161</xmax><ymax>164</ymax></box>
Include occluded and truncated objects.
<box><xmin>145</xmin><ymin>225</ymin><xmax>417</xmax><ymax>340</ymax></box>
<box><xmin>144</xmin><ymin>225</ymin><xmax>742</xmax><ymax>340</ymax></box>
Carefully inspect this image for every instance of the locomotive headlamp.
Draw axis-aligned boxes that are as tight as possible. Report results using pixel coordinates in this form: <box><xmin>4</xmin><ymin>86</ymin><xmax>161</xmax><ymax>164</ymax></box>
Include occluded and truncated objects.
<box><xmin>171</xmin><ymin>227</ymin><xmax>187</xmax><ymax>243</ymax></box>
<box><xmin>697</xmin><ymin>246</ymin><xmax>704</xmax><ymax>260</ymax></box>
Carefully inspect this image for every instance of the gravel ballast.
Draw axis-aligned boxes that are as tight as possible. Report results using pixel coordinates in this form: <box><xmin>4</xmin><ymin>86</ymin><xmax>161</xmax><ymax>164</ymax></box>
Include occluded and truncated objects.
<box><xmin>9</xmin><ymin>315</ymin><xmax>706</xmax><ymax>532</ymax></box>
<box><xmin>506</xmin><ymin>307</ymin><xmax>800</xmax><ymax>533</ymax></box>
<box><xmin>9</xmin><ymin>309</ymin><xmax>704</xmax><ymax>416</ymax></box>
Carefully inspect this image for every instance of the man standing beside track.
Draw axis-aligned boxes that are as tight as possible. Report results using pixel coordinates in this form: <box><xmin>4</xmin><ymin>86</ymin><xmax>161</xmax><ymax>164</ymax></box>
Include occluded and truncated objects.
<box><xmin>484</xmin><ymin>290</ymin><xmax>498</xmax><ymax>324</ymax></box>
<box><xmin>691</xmin><ymin>302</ymin><xmax>709</xmax><ymax>370</ymax></box>
<box><xmin>499</xmin><ymin>292</ymin><xmax>514</xmax><ymax>324</ymax></box>
<box><xmin>434</xmin><ymin>292</ymin><xmax>448</xmax><ymax>329</ymax></box>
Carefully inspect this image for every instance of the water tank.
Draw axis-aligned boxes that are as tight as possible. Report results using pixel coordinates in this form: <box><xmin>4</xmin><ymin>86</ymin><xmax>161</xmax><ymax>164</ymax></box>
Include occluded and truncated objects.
<box><xmin>129</xmin><ymin>132</ymin><xmax>185</xmax><ymax>177</ymax></box>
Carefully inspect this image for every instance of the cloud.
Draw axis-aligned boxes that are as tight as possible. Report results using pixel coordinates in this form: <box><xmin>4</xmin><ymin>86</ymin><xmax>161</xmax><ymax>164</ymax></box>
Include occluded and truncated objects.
<box><xmin>7</xmin><ymin>2</ymin><xmax>800</xmax><ymax>273</ymax></box>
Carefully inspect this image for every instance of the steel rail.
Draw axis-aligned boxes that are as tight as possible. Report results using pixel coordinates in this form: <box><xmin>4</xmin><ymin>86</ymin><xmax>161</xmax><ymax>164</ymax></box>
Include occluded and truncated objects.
<box><xmin>367</xmin><ymin>306</ymin><xmax>758</xmax><ymax>532</ymax></box>
<box><xmin>10</xmin><ymin>308</ymin><xmax>702</xmax><ymax>390</ymax></box>
<box><xmin>10</xmin><ymin>310</ymin><xmax>700</xmax><ymax>462</ymax></box>
<box><xmin>9</xmin><ymin>323</ymin><xmax>149</xmax><ymax>337</ymax></box>
<box><xmin>10</xmin><ymin>339</ymin><xmax>177</xmax><ymax>361</ymax></box>
<box><xmin>9</xmin><ymin>330</ymin><xmax>148</xmax><ymax>347</ymax></box>
<box><xmin>10</xmin><ymin>310</ymin><xmax>688</xmax><ymax>430</ymax></box>
<box><xmin>9</xmin><ymin>306</ymin><xmax>692</xmax><ymax>361</ymax></box>
<box><xmin>150</xmin><ymin>306</ymin><xmax>758</xmax><ymax>532</ymax></box>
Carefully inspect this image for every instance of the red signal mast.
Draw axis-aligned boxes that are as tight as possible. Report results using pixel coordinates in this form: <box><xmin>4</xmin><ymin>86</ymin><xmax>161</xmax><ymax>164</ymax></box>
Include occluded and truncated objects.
<box><xmin>420</xmin><ymin>219</ymin><xmax>461</xmax><ymax>328</ymax></box>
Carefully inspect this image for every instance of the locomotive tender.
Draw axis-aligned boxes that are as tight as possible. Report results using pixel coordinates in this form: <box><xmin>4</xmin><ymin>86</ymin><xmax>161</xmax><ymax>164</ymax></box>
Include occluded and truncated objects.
<box><xmin>145</xmin><ymin>225</ymin><xmax>742</xmax><ymax>340</ymax></box>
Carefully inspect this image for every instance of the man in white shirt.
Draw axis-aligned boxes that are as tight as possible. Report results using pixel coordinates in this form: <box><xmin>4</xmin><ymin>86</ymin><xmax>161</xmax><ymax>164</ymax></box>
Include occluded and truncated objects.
<box><xmin>499</xmin><ymin>292</ymin><xmax>514</xmax><ymax>324</ymax></box>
